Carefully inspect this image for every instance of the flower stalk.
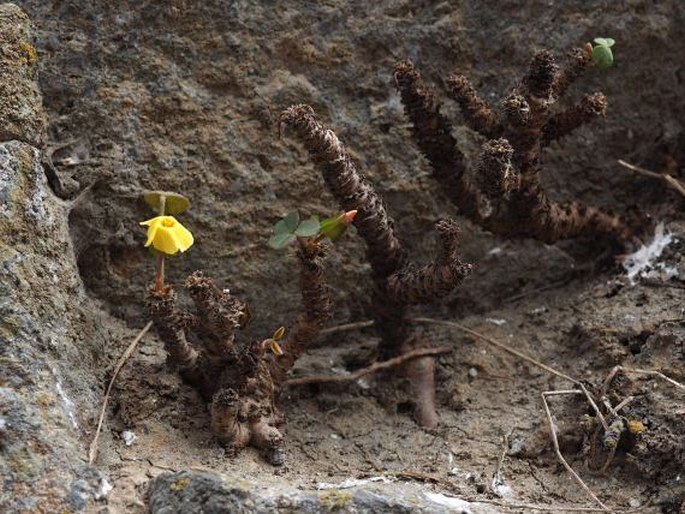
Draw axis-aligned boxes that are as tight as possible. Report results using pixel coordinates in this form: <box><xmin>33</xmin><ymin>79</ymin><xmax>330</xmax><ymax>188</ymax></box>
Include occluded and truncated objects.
<box><xmin>139</xmin><ymin>191</ymin><xmax>194</xmax><ymax>291</ymax></box>
<box><xmin>156</xmin><ymin>194</ymin><xmax>166</xmax><ymax>291</ymax></box>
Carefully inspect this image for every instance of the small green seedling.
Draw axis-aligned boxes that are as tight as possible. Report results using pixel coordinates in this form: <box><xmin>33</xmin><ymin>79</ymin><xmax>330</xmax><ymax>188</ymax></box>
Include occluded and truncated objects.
<box><xmin>258</xmin><ymin>326</ymin><xmax>286</xmax><ymax>356</ymax></box>
<box><xmin>591</xmin><ymin>37</ymin><xmax>615</xmax><ymax>69</ymax></box>
<box><xmin>268</xmin><ymin>211</ymin><xmax>320</xmax><ymax>249</ymax></box>
<box><xmin>268</xmin><ymin>210</ymin><xmax>357</xmax><ymax>249</ymax></box>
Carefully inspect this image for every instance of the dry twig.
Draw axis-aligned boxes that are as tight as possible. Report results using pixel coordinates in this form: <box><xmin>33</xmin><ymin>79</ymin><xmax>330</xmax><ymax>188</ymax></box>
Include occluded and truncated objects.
<box><xmin>320</xmin><ymin>320</ymin><xmax>375</xmax><ymax>336</ymax></box>
<box><xmin>542</xmin><ymin>390</ymin><xmax>611</xmax><ymax>511</ymax></box>
<box><xmin>412</xmin><ymin>317</ymin><xmax>609</xmax><ymax>430</ymax></box>
<box><xmin>284</xmin><ymin>346</ymin><xmax>451</xmax><ymax>387</ymax></box>
<box><xmin>88</xmin><ymin>321</ymin><xmax>153</xmax><ymax>464</ymax></box>
<box><xmin>618</xmin><ymin>159</ymin><xmax>685</xmax><ymax>198</ymax></box>
<box><xmin>491</xmin><ymin>427</ymin><xmax>515</xmax><ymax>497</ymax></box>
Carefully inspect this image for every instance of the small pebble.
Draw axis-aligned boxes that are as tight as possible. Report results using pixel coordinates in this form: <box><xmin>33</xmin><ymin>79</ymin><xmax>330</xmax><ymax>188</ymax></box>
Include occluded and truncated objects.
<box><xmin>468</xmin><ymin>368</ymin><xmax>478</xmax><ymax>379</ymax></box>
<box><xmin>121</xmin><ymin>430</ymin><xmax>137</xmax><ymax>446</ymax></box>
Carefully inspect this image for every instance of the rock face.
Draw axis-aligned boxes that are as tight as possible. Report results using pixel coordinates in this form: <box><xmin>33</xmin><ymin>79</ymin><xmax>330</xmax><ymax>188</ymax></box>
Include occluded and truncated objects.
<box><xmin>0</xmin><ymin>4</ymin><xmax>106</xmax><ymax>512</ymax></box>
<box><xmin>15</xmin><ymin>0</ymin><xmax>685</xmax><ymax>335</ymax></box>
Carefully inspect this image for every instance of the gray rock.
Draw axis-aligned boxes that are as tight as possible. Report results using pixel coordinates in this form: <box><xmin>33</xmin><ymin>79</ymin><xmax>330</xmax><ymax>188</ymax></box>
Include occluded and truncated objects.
<box><xmin>0</xmin><ymin>140</ymin><xmax>107</xmax><ymax>512</ymax></box>
<box><xmin>147</xmin><ymin>470</ymin><xmax>502</xmax><ymax>514</ymax></box>
<box><xmin>0</xmin><ymin>4</ymin><xmax>46</xmax><ymax>146</ymax></box>
<box><xmin>0</xmin><ymin>5</ymin><xmax>106</xmax><ymax>511</ymax></box>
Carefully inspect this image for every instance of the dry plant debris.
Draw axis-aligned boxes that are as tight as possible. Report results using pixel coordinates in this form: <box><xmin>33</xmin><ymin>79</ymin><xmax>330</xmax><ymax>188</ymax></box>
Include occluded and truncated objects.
<box><xmin>618</xmin><ymin>159</ymin><xmax>685</xmax><ymax>198</ymax></box>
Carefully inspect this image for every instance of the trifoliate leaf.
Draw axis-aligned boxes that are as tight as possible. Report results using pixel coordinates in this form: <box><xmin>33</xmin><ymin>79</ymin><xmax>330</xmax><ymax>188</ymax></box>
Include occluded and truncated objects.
<box><xmin>143</xmin><ymin>191</ymin><xmax>190</xmax><ymax>215</ymax></box>
<box><xmin>294</xmin><ymin>218</ymin><xmax>320</xmax><ymax>237</ymax></box>
<box><xmin>283</xmin><ymin>211</ymin><xmax>300</xmax><ymax>232</ymax></box>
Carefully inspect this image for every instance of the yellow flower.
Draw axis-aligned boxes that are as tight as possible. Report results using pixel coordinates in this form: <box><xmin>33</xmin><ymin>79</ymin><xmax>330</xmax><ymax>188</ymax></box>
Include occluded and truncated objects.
<box><xmin>140</xmin><ymin>215</ymin><xmax>194</xmax><ymax>255</ymax></box>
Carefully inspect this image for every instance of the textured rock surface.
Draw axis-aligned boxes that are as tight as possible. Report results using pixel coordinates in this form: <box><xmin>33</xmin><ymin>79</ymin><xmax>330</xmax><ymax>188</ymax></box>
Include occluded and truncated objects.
<box><xmin>147</xmin><ymin>470</ymin><xmax>501</xmax><ymax>514</ymax></box>
<box><xmin>0</xmin><ymin>4</ymin><xmax>45</xmax><ymax>145</ymax></box>
<box><xmin>0</xmin><ymin>4</ymin><xmax>105</xmax><ymax>512</ymax></box>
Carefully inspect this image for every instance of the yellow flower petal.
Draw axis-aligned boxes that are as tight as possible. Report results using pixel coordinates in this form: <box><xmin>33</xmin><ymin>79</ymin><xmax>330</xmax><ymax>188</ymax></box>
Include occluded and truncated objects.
<box><xmin>144</xmin><ymin>224</ymin><xmax>159</xmax><ymax>247</ymax></box>
<box><xmin>139</xmin><ymin>215</ymin><xmax>194</xmax><ymax>255</ymax></box>
<box><xmin>171</xmin><ymin>223</ymin><xmax>194</xmax><ymax>252</ymax></box>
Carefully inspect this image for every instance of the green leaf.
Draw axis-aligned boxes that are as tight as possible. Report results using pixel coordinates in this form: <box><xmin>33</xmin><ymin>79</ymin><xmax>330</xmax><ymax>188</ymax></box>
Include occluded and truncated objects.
<box><xmin>273</xmin><ymin>219</ymin><xmax>290</xmax><ymax>235</ymax></box>
<box><xmin>592</xmin><ymin>45</ymin><xmax>614</xmax><ymax>69</ymax></box>
<box><xmin>283</xmin><ymin>212</ymin><xmax>300</xmax><ymax>232</ymax></box>
<box><xmin>143</xmin><ymin>191</ymin><xmax>190</xmax><ymax>215</ymax></box>
<box><xmin>294</xmin><ymin>218</ymin><xmax>320</xmax><ymax>237</ymax></box>
<box><xmin>268</xmin><ymin>232</ymin><xmax>296</xmax><ymax>249</ymax></box>
<box><xmin>274</xmin><ymin>211</ymin><xmax>300</xmax><ymax>235</ymax></box>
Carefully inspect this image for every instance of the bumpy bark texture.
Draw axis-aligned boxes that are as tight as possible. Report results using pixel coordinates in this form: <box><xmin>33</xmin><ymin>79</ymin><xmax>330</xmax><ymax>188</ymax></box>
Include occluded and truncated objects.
<box><xmin>394</xmin><ymin>49</ymin><xmax>641</xmax><ymax>245</ymax></box>
<box><xmin>147</xmin><ymin>241</ymin><xmax>331</xmax><ymax>465</ymax></box>
<box><xmin>281</xmin><ymin>104</ymin><xmax>472</xmax><ymax>427</ymax></box>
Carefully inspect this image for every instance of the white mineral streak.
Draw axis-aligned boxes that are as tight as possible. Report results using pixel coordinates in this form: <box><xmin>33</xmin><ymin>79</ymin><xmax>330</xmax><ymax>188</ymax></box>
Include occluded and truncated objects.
<box><xmin>315</xmin><ymin>476</ymin><xmax>393</xmax><ymax>490</ymax></box>
<box><xmin>623</xmin><ymin>222</ymin><xmax>677</xmax><ymax>283</ymax></box>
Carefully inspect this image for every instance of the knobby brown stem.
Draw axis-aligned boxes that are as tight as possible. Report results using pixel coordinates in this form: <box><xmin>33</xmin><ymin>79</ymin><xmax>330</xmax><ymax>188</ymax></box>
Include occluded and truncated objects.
<box><xmin>387</xmin><ymin>219</ymin><xmax>472</xmax><ymax>304</ymax></box>
<box><xmin>447</xmin><ymin>74</ymin><xmax>502</xmax><ymax>137</ymax></box>
<box><xmin>280</xmin><ymin>104</ymin><xmax>405</xmax><ymax>278</ymax></box>
<box><xmin>146</xmin><ymin>241</ymin><xmax>332</xmax><ymax>465</ymax></box>
<box><xmin>273</xmin><ymin>240</ymin><xmax>332</xmax><ymax>378</ymax></box>
<box><xmin>394</xmin><ymin>49</ymin><xmax>640</xmax><ymax>245</ymax></box>
<box><xmin>542</xmin><ymin>93</ymin><xmax>607</xmax><ymax>146</ymax></box>
<box><xmin>393</xmin><ymin>61</ymin><xmax>482</xmax><ymax>222</ymax></box>
<box><xmin>281</xmin><ymin>105</ymin><xmax>471</xmax><ymax>427</ymax></box>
